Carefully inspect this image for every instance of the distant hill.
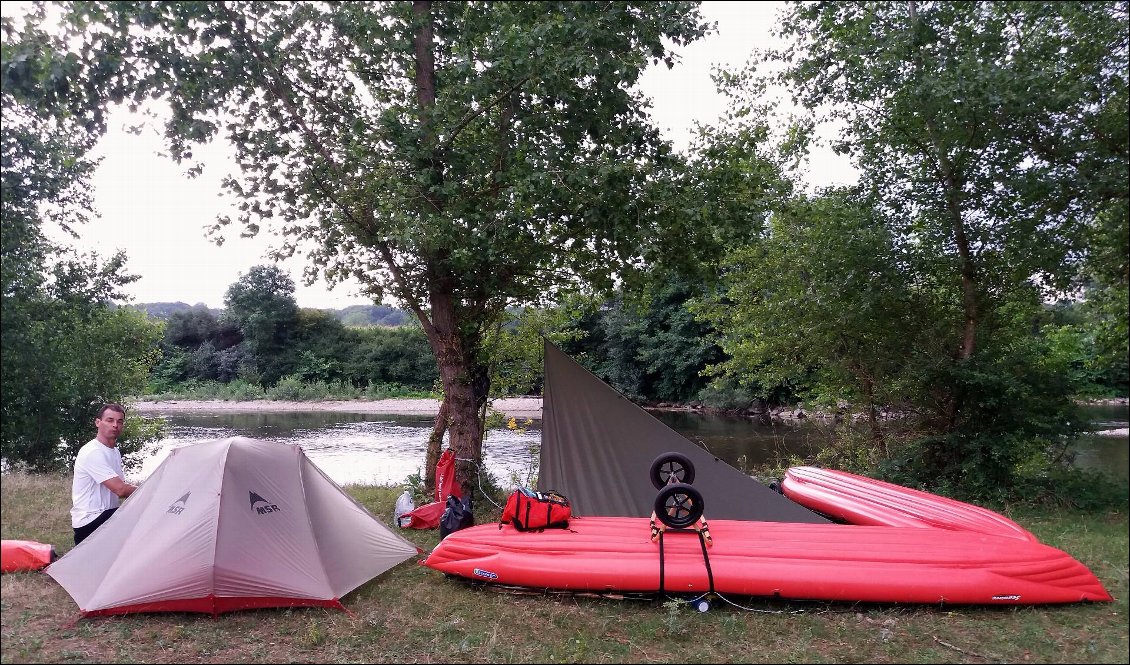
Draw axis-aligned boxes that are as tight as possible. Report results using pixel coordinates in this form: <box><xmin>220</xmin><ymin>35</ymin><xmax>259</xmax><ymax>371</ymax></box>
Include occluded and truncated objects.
<box><xmin>333</xmin><ymin>304</ymin><xmax>411</xmax><ymax>327</ymax></box>
<box><xmin>132</xmin><ymin>302</ymin><xmax>409</xmax><ymax>327</ymax></box>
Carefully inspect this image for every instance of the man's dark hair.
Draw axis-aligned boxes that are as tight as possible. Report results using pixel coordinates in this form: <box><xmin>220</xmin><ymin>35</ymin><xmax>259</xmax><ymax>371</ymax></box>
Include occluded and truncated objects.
<box><xmin>97</xmin><ymin>403</ymin><xmax>127</xmax><ymax>419</ymax></box>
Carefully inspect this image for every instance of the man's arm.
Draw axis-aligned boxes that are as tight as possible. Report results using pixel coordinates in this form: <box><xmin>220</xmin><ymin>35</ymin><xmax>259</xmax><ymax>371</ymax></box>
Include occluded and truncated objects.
<box><xmin>101</xmin><ymin>476</ymin><xmax>136</xmax><ymax>498</ymax></box>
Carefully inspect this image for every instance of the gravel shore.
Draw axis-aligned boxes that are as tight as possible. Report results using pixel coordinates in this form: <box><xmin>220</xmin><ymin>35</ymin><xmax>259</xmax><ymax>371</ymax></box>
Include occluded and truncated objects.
<box><xmin>131</xmin><ymin>396</ymin><xmax>544</xmax><ymax>419</ymax></box>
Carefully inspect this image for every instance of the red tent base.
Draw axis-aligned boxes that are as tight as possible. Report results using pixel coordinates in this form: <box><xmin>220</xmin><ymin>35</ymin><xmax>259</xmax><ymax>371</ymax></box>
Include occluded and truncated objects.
<box><xmin>80</xmin><ymin>595</ymin><xmax>345</xmax><ymax>617</ymax></box>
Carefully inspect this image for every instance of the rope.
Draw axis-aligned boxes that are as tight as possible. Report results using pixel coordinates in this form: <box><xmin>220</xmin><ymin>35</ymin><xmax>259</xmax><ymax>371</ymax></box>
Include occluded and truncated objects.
<box><xmin>708</xmin><ymin>592</ymin><xmax>806</xmax><ymax>615</ymax></box>
<box><xmin>453</xmin><ymin>456</ymin><xmax>503</xmax><ymax>510</ymax></box>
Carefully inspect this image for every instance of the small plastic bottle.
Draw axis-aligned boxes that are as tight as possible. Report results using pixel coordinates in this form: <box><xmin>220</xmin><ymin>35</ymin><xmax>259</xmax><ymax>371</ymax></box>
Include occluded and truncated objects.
<box><xmin>394</xmin><ymin>490</ymin><xmax>415</xmax><ymax>528</ymax></box>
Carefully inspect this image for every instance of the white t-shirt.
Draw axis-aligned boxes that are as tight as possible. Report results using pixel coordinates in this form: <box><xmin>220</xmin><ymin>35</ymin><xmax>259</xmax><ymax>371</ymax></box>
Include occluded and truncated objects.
<box><xmin>70</xmin><ymin>438</ymin><xmax>125</xmax><ymax>528</ymax></box>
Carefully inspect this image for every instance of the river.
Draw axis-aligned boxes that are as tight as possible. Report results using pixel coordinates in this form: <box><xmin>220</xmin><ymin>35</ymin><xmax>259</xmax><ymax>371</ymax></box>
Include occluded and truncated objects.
<box><xmin>130</xmin><ymin>403</ymin><xmax>1128</xmax><ymax>488</ymax></box>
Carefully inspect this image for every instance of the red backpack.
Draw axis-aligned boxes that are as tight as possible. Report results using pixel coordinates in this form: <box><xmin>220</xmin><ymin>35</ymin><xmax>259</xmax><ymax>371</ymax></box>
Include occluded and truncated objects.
<box><xmin>500</xmin><ymin>488</ymin><xmax>571</xmax><ymax>531</ymax></box>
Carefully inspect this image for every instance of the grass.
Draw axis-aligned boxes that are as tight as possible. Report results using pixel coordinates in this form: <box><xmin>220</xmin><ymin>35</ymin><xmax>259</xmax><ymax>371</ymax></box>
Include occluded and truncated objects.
<box><xmin>2</xmin><ymin>472</ymin><xmax>1126</xmax><ymax>663</ymax></box>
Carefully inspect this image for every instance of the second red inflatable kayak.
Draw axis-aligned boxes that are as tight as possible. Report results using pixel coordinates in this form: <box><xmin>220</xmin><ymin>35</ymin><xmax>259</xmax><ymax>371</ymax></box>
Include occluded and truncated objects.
<box><xmin>780</xmin><ymin>466</ymin><xmax>1038</xmax><ymax>541</ymax></box>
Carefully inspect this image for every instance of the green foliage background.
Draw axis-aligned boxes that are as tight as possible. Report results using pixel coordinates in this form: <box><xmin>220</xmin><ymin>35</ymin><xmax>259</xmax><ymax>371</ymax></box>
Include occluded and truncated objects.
<box><xmin>1</xmin><ymin>1</ymin><xmax>1125</xmax><ymax>507</ymax></box>
<box><xmin>1</xmin><ymin>96</ymin><xmax>164</xmax><ymax>471</ymax></box>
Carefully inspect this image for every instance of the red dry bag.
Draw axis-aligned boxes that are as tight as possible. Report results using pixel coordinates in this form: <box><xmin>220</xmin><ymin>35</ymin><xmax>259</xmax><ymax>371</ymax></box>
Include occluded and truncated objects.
<box><xmin>501</xmin><ymin>488</ymin><xmax>571</xmax><ymax>531</ymax></box>
<box><xmin>402</xmin><ymin>448</ymin><xmax>465</xmax><ymax>530</ymax></box>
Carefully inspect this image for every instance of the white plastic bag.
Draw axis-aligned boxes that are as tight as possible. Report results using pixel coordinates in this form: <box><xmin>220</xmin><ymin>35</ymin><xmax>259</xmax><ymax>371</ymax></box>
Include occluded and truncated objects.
<box><xmin>394</xmin><ymin>490</ymin><xmax>415</xmax><ymax>528</ymax></box>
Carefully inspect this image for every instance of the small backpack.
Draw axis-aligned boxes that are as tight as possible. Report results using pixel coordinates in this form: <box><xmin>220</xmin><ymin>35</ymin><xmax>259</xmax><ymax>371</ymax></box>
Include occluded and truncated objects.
<box><xmin>439</xmin><ymin>493</ymin><xmax>474</xmax><ymax>540</ymax></box>
<box><xmin>500</xmin><ymin>487</ymin><xmax>571</xmax><ymax>531</ymax></box>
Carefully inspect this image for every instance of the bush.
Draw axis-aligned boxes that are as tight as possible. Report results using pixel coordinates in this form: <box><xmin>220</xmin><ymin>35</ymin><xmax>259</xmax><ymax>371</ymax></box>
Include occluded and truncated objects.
<box><xmin>218</xmin><ymin>380</ymin><xmax>266</xmax><ymax>401</ymax></box>
<box><xmin>147</xmin><ymin>348</ymin><xmax>191</xmax><ymax>394</ymax></box>
<box><xmin>362</xmin><ymin>382</ymin><xmax>436</xmax><ymax>399</ymax></box>
<box><xmin>265</xmin><ymin>376</ymin><xmax>362</xmax><ymax>401</ymax></box>
<box><xmin>695</xmin><ymin>379</ymin><xmax>758</xmax><ymax>411</ymax></box>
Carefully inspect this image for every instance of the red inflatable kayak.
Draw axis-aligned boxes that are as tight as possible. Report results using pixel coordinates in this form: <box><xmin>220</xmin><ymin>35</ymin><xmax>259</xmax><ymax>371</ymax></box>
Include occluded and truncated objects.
<box><xmin>780</xmin><ymin>466</ymin><xmax>1038</xmax><ymax>541</ymax></box>
<box><xmin>423</xmin><ymin>517</ymin><xmax>1111</xmax><ymax>605</ymax></box>
<box><xmin>1</xmin><ymin>539</ymin><xmax>57</xmax><ymax>573</ymax></box>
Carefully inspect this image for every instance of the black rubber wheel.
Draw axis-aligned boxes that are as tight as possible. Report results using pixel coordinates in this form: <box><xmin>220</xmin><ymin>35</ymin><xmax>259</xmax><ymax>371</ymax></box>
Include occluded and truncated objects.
<box><xmin>650</xmin><ymin>452</ymin><xmax>696</xmax><ymax>490</ymax></box>
<box><xmin>654</xmin><ymin>482</ymin><xmax>704</xmax><ymax>529</ymax></box>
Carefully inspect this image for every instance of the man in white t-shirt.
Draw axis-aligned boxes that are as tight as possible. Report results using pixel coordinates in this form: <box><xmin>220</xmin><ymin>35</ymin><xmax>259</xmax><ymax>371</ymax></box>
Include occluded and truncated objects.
<box><xmin>71</xmin><ymin>403</ymin><xmax>137</xmax><ymax>545</ymax></box>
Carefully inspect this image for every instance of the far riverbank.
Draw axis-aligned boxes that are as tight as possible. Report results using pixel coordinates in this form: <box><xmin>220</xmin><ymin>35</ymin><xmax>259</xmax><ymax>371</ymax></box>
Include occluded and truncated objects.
<box><xmin>132</xmin><ymin>396</ymin><xmax>544</xmax><ymax>419</ymax></box>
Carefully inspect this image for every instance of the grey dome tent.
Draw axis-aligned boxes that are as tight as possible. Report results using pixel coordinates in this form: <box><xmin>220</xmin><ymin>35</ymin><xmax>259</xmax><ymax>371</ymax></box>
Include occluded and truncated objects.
<box><xmin>537</xmin><ymin>340</ymin><xmax>827</xmax><ymax>523</ymax></box>
<box><xmin>47</xmin><ymin>437</ymin><xmax>419</xmax><ymax>617</ymax></box>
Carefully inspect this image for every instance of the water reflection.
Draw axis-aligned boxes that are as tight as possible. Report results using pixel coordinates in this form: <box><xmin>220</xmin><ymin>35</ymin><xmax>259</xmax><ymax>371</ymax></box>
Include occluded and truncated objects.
<box><xmin>1082</xmin><ymin>403</ymin><xmax>1130</xmax><ymax>431</ymax></box>
<box><xmin>651</xmin><ymin>407</ymin><xmax>1128</xmax><ymax>482</ymax></box>
<box><xmin>1073</xmin><ymin>403</ymin><xmax>1130</xmax><ymax>480</ymax></box>
<box><xmin>132</xmin><ymin>412</ymin><xmax>542</xmax><ymax>489</ymax></box>
<box><xmin>131</xmin><ymin>403</ymin><xmax>1128</xmax><ymax>488</ymax></box>
<box><xmin>648</xmin><ymin>410</ymin><xmax>826</xmax><ymax>469</ymax></box>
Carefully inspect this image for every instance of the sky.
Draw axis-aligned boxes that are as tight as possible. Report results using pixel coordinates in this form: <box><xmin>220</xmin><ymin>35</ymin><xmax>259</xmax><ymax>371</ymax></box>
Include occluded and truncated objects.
<box><xmin>24</xmin><ymin>1</ymin><xmax>856</xmax><ymax>310</ymax></box>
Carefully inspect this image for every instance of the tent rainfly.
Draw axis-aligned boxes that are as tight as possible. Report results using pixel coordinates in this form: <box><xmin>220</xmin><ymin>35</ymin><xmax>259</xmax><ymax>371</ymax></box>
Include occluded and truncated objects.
<box><xmin>47</xmin><ymin>437</ymin><xmax>419</xmax><ymax>617</ymax></box>
<box><xmin>537</xmin><ymin>340</ymin><xmax>828</xmax><ymax>523</ymax></box>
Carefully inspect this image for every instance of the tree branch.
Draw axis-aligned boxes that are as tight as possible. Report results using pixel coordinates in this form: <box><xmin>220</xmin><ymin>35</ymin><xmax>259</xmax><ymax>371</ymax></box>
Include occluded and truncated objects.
<box><xmin>220</xmin><ymin>3</ymin><xmax>344</xmax><ymax>181</ymax></box>
<box><xmin>440</xmin><ymin>75</ymin><xmax>531</xmax><ymax>152</ymax></box>
<box><xmin>378</xmin><ymin>239</ymin><xmax>434</xmax><ymax>336</ymax></box>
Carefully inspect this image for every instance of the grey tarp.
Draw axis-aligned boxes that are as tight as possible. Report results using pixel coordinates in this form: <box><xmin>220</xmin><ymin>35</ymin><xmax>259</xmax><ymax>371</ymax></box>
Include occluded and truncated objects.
<box><xmin>46</xmin><ymin>437</ymin><xmax>419</xmax><ymax>616</ymax></box>
<box><xmin>537</xmin><ymin>341</ymin><xmax>828</xmax><ymax>523</ymax></box>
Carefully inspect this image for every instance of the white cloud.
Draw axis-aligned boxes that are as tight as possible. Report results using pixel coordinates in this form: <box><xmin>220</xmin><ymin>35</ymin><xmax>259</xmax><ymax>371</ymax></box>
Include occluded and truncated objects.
<box><xmin>640</xmin><ymin>1</ymin><xmax>785</xmax><ymax>151</ymax></box>
<box><xmin>641</xmin><ymin>1</ymin><xmax>857</xmax><ymax>186</ymax></box>
<box><xmin>73</xmin><ymin>112</ymin><xmax>366</xmax><ymax>309</ymax></box>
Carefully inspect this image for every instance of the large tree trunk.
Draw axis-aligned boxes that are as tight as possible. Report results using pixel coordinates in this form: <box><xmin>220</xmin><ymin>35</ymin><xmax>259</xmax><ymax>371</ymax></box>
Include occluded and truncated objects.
<box><xmin>425</xmin><ymin>291</ymin><xmax>490</xmax><ymax>493</ymax></box>
<box><xmin>924</xmin><ymin>84</ymin><xmax>977</xmax><ymax>432</ymax></box>
<box><xmin>909</xmin><ymin>0</ymin><xmax>977</xmax><ymax>430</ymax></box>
<box><xmin>396</xmin><ymin>287</ymin><xmax>492</xmax><ymax>495</ymax></box>
<box><xmin>932</xmin><ymin>145</ymin><xmax>979</xmax><ymax>363</ymax></box>
<box><xmin>443</xmin><ymin>365</ymin><xmax>491</xmax><ymax>495</ymax></box>
<box><xmin>909</xmin><ymin>1</ymin><xmax>979</xmax><ymax>363</ymax></box>
<box><xmin>408</xmin><ymin>0</ymin><xmax>490</xmax><ymax>492</ymax></box>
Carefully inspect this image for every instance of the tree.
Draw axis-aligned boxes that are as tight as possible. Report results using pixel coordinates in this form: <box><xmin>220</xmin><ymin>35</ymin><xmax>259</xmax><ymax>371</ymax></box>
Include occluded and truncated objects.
<box><xmin>1077</xmin><ymin>283</ymin><xmax>1130</xmax><ymax>395</ymax></box>
<box><xmin>352</xmin><ymin>326</ymin><xmax>438</xmax><ymax>390</ymax></box>
<box><xmin>712</xmin><ymin>1</ymin><xmax>1129</xmax><ymax>497</ymax></box>
<box><xmin>223</xmin><ymin>265</ymin><xmax>299</xmax><ymax>386</ymax></box>
<box><xmin>163</xmin><ymin>304</ymin><xmax>221</xmax><ymax>348</ymax></box>
<box><xmin>6</xmin><ymin>1</ymin><xmax>711</xmax><ymax>485</ymax></box>
<box><xmin>561</xmin><ymin>279</ymin><xmax>725</xmax><ymax>404</ymax></box>
<box><xmin>555</xmin><ymin>81</ymin><xmax>797</xmax><ymax>407</ymax></box>
<box><xmin>1</xmin><ymin>76</ymin><xmax>163</xmax><ymax>470</ymax></box>
<box><xmin>770</xmin><ymin>1</ymin><xmax>1127</xmax><ymax>374</ymax></box>
<box><xmin>149</xmin><ymin>303</ymin><xmax>244</xmax><ymax>386</ymax></box>
<box><xmin>695</xmin><ymin>190</ymin><xmax>939</xmax><ymax>452</ymax></box>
